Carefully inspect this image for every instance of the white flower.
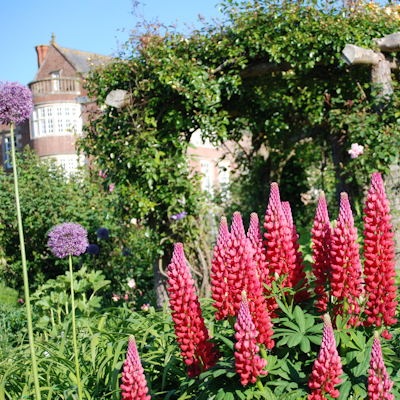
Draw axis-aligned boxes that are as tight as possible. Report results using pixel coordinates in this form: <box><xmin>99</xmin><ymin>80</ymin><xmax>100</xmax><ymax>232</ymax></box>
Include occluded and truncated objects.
<box><xmin>44</xmin><ymin>351</ymin><xmax>50</xmax><ymax>357</ymax></box>
<box><xmin>348</xmin><ymin>143</ymin><xmax>364</xmax><ymax>159</ymax></box>
<box><xmin>128</xmin><ymin>279</ymin><xmax>136</xmax><ymax>289</ymax></box>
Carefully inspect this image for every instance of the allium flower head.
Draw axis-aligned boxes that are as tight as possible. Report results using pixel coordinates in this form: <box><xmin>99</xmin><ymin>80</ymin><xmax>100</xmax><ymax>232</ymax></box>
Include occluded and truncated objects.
<box><xmin>308</xmin><ymin>314</ymin><xmax>343</xmax><ymax>399</ymax></box>
<box><xmin>368</xmin><ymin>331</ymin><xmax>394</xmax><ymax>400</ymax></box>
<box><xmin>234</xmin><ymin>291</ymin><xmax>268</xmax><ymax>386</ymax></box>
<box><xmin>363</xmin><ymin>173</ymin><xmax>397</xmax><ymax>338</ymax></box>
<box><xmin>123</xmin><ymin>247</ymin><xmax>131</xmax><ymax>257</ymax></box>
<box><xmin>48</xmin><ymin>223</ymin><xmax>89</xmax><ymax>259</ymax></box>
<box><xmin>168</xmin><ymin>243</ymin><xmax>220</xmax><ymax>377</ymax></box>
<box><xmin>0</xmin><ymin>81</ymin><xmax>33</xmax><ymax>125</ymax></box>
<box><xmin>120</xmin><ymin>335</ymin><xmax>151</xmax><ymax>400</ymax></box>
<box><xmin>311</xmin><ymin>192</ymin><xmax>332</xmax><ymax>312</ymax></box>
<box><xmin>97</xmin><ymin>227</ymin><xmax>109</xmax><ymax>240</ymax></box>
<box><xmin>348</xmin><ymin>143</ymin><xmax>364</xmax><ymax>159</ymax></box>
<box><xmin>86</xmin><ymin>244</ymin><xmax>99</xmax><ymax>255</ymax></box>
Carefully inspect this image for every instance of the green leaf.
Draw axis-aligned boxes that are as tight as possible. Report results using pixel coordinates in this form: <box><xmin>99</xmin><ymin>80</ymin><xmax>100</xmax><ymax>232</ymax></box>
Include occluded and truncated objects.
<box><xmin>337</xmin><ymin>381</ymin><xmax>351</xmax><ymax>400</ymax></box>
<box><xmin>299</xmin><ymin>336</ymin><xmax>311</xmax><ymax>353</ymax></box>
<box><xmin>287</xmin><ymin>333</ymin><xmax>303</xmax><ymax>348</ymax></box>
<box><xmin>293</xmin><ymin>306</ymin><xmax>306</xmax><ymax>333</ymax></box>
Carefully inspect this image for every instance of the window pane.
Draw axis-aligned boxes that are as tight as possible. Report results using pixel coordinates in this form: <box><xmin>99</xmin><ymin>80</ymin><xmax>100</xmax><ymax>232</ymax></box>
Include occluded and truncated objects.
<box><xmin>58</xmin><ymin>119</ymin><xmax>63</xmax><ymax>133</ymax></box>
<box><xmin>57</xmin><ymin>107</ymin><xmax>62</xmax><ymax>116</ymax></box>
<box><xmin>33</xmin><ymin>109</ymin><xmax>38</xmax><ymax>120</ymax></box>
<box><xmin>65</xmin><ymin>107</ymin><xmax>69</xmax><ymax>116</ymax></box>
<box><xmin>40</xmin><ymin>108</ymin><xmax>45</xmax><ymax>118</ymax></box>
<box><xmin>48</xmin><ymin>119</ymin><xmax>54</xmax><ymax>133</ymax></box>
<box><xmin>33</xmin><ymin>121</ymin><xmax>39</xmax><ymax>137</ymax></box>
<box><xmin>47</xmin><ymin>107</ymin><xmax>52</xmax><ymax>117</ymax></box>
<box><xmin>41</xmin><ymin>120</ymin><xmax>46</xmax><ymax>135</ymax></box>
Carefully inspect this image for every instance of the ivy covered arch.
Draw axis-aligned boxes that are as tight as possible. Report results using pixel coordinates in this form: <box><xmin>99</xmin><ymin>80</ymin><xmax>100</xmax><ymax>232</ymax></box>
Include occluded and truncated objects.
<box><xmin>79</xmin><ymin>0</ymin><xmax>400</xmax><ymax>306</ymax></box>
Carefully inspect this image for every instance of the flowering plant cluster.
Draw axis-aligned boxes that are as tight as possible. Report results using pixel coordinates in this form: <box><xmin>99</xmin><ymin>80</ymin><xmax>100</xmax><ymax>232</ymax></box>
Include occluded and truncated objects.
<box><xmin>164</xmin><ymin>172</ymin><xmax>397</xmax><ymax>399</ymax></box>
<box><xmin>0</xmin><ymin>81</ymin><xmax>33</xmax><ymax>125</ymax></box>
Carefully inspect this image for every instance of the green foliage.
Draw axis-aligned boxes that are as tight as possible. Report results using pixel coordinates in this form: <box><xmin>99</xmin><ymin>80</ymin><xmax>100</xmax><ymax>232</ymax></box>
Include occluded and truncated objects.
<box><xmin>0</xmin><ymin>280</ymin><xmax>18</xmax><ymax>305</ymax></box>
<box><xmin>82</xmin><ymin>0</ymin><xmax>400</xmax><ymax>230</ymax></box>
<box><xmin>0</xmin><ymin>147</ymin><xmax>155</xmax><ymax>304</ymax></box>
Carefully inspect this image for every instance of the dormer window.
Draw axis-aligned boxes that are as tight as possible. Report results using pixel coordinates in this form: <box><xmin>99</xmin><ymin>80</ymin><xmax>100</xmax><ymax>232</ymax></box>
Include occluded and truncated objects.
<box><xmin>50</xmin><ymin>70</ymin><xmax>61</xmax><ymax>92</ymax></box>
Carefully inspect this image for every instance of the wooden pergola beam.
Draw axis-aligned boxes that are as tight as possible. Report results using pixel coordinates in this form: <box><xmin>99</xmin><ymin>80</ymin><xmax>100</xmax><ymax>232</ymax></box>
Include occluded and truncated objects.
<box><xmin>373</xmin><ymin>33</ymin><xmax>400</xmax><ymax>52</ymax></box>
<box><xmin>341</xmin><ymin>44</ymin><xmax>382</xmax><ymax>66</ymax></box>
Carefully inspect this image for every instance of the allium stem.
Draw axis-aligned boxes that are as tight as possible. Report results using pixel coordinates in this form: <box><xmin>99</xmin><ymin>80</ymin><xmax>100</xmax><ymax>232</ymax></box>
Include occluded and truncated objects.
<box><xmin>69</xmin><ymin>254</ymin><xmax>83</xmax><ymax>400</ymax></box>
<box><xmin>10</xmin><ymin>122</ymin><xmax>41</xmax><ymax>399</ymax></box>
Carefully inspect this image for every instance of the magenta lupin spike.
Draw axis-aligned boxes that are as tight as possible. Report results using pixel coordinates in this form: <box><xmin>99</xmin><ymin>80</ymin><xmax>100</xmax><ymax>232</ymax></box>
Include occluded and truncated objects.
<box><xmin>168</xmin><ymin>243</ymin><xmax>220</xmax><ymax>377</ymax></box>
<box><xmin>363</xmin><ymin>173</ymin><xmax>397</xmax><ymax>339</ymax></box>
<box><xmin>211</xmin><ymin>216</ymin><xmax>232</xmax><ymax>320</ymax></box>
<box><xmin>281</xmin><ymin>201</ymin><xmax>309</xmax><ymax>301</ymax></box>
<box><xmin>247</xmin><ymin>212</ymin><xmax>270</xmax><ymax>290</ymax></box>
<box><xmin>308</xmin><ymin>314</ymin><xmax>343</xmax><ymax>399</ymax></box>
<box><xmin>311</xmin><ymin>192</ymin><xmax>332</xmax><ymax>312</ymax></box>
<box><xmin>330</xmin><ymin>192</ymin><xmax>362</xmax><ymax>326</ymax></box>
<box><xmin>234</xmin><ymin>291</ymin><xmax>268</xmax><ymax>386</ymax></box>
<box><xmin>120</xmin><ymin>335</ymin><xmax>151</xmax><ymax>400</ymax></box>
<box><xmin>368</xmin><ymin>331</ymin><xmax>394</xmax><ymax>400</ymax></box>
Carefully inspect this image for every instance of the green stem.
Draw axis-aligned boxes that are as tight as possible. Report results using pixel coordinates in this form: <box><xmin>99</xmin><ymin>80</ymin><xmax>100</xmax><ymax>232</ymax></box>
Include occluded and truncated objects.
<box><xmin>69</xmin><ymin>255</ymin><xmax>83</xmax><ymax>400</ymax></box>
<box><xmin>10</xmin><ymin>122</ymin><xmax>41</xmax><ymax>399</ymax></box>
<box><xmin>260</xmin><ymin>345</ymin><xmax>268</xmax><ymax>360</ymax></box>
<box><xmin>50</xmin><ymin>308</ymin><xmax>55</xmax><ymax>328</ymax></box>
<box><xmin>256</xmin><ymin>379</ymin><xmax>265</xmax><ymax>392</ymax></box>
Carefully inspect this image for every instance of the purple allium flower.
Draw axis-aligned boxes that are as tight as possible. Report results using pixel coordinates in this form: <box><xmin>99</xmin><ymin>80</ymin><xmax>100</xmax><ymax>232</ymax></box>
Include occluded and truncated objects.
<box><xmin>0</xmin><ymin>81</ymin><xmax>33</xmax><ymax>125</ymax></box>
<box><xmin>48</xmin><ymin>223</ymin><xmax>89</xmax><ymax>259</ymax></box>
<box><xmin>123</xmin><ymin>247</ymin><xmax>131</xmax><ymax>257</ymax></box>
<box><xmin>97</xmin><ymin>227</ymin><xmax>109</xmax><ymax>240</ymax></box>
<box><xmin>87</xmin><ymin>244</ymin><xmax>99</xmax><ymax>255</ymax></box>
<box><xmin>170</xmin><ymin>211</ymin><xmax>187</xmax><ymax>221</ymax></box>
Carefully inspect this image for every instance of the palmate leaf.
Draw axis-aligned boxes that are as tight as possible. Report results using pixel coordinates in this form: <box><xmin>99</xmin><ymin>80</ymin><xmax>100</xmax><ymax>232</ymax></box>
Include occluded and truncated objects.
<box><xmin>293</xmin><ymin>306</ymin><xmax>306</xmax><ymax>333</ymax></box>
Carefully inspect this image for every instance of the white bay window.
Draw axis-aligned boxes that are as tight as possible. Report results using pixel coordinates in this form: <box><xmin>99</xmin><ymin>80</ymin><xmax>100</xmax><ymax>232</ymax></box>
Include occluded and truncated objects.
<box><xmin>31</xmin><ymin>103</ymin><xmax>82</xmax><ymax>138</ymax></box>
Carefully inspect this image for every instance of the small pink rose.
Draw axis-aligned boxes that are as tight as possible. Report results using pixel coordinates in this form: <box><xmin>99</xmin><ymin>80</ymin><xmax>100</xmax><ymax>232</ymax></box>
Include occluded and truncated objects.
<box><xmin>109</xmin><ymin>183</ymin><xmax>115</xmax><ymax>192</ymax></box>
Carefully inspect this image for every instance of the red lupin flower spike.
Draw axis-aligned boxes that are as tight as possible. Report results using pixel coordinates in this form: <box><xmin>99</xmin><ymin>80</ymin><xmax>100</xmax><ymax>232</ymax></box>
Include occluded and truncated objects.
<box><xmin>363</xmin><ymin>173</ymin><xmax>398</xmax><ymax>339</ymax></box>
<box><xmin>247</xmin><ymin>212</ymin><xmax>278</xmax><ymax>317</ymax></box>
<box><xmin>308</xmin><ymin>314</ymin><xmax>343</xmax><ymax>400</ymax></box>
<box><xmin>281</xmin><ymin>201</ymin><xmax>309</xmax><ymax>302</ymax></box>
<box><xmin>264</xmin><ymin>183</ymin><xmax>297</xmax><ymax>306</ymax></box>
<box><xmin>120</xmin><ymin>335</ymin><xmax>151</xmax><ymax>400</ymax></box>
<box><xmin>311</xmin><ymin>192</ymin><xmax>332</xmax><ymax>312</ymax></box>
<box><xmin>211</xmin><ymin>216</ymin><xmax>231</xmax><ymax>320</ymax></box>
<box><xmin>368</xmin><ymin>331</ymin><xmax>394</xmax><ymax>400</ymax></box>
<box><xmin>167</xmin><ymin>243</ymin><xmax>220</xmax><ymax>377</ymax></box>
<box><xmin>234</xmin><ymin>291</ymin><xmax>268</xmax><ymax>386</ymax></box>
<box><xmin>330</xmin><ymin>192</ymin><xmax>362</xmax><ymax>326</ymax></box>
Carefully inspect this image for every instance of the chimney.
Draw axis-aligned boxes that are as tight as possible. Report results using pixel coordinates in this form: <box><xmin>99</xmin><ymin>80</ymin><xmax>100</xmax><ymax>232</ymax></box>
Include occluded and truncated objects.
<box><xmin>35</xmin><ymin>45</ymin><xmax>49</xmax><ymax>68</ymax></box>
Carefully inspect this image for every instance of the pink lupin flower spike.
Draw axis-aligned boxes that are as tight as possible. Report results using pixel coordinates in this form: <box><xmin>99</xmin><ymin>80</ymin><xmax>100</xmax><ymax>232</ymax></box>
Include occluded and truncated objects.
<box><xmin>281</xmin><ymin>201</ymin><xmax>309</xmax><ymax>302</ymax></box>
<box><xmin>234</xmin><ymin>291</ymin><xmax>268</xmax><ymax>386</ymax></box>
<box><xmin>211</xmin><ymin>216</ymin><xmax>231</xmax><ymax>320</ymax></box>
<box><xmin>368</xmin><ymin>331</ymin><xmax>394</xmax><ymax>400</ymax></box>
<box><xmin>264</xmin><ymin>183</ymin><xmax>296</xmax><ymax>315</ymax></box>
<box><xmin>120</xmin><ymin>335</ymin><xmax>151</xmax><ymax>400</ymax></box>
<box><xmin>247</xmin><ymin>212</ymin><xmax>269</xmax><ymax>289</ymax></box>
<box><xmin>244</xmin><ymin>213</ymin><xmax>275</xmax><ymax>349</ymax></box>
<box><xmin>308</xmin><ymin>314</ymin><xmax>343</xmax><ymax>400</ymax></box>
<box><xmin>330</xmin><ymin>192</ymin><xmax>362</xmax><ymax>326</ymax></box>
<box><xmin>167</xmin><ymin>243</ymin><xmax>220</xmax><ymax>377</ymax></box>
<box><xmin>311</xmin><ymin>192</ymin><xmax>332</xmax><ymax>312</ymax></box>
<box><xmin>363</xmin><ymin>173</ymin><xmax>397</xmax><ymax>339</ymax></box>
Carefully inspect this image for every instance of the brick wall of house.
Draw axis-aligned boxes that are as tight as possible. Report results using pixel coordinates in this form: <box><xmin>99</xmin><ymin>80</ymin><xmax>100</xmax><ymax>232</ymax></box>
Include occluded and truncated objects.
<box><xmin>35</xmin><ymin>46</ymin><xmax>77</xmax><ymax>80</ymax></box>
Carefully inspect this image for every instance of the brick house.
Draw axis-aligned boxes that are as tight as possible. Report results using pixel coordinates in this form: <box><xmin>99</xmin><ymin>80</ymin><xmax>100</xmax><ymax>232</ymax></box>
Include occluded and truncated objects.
<box><xmin>0</xmin><ymin>34</ymin><xmax>233</xmax><ymax>195</ymax></box>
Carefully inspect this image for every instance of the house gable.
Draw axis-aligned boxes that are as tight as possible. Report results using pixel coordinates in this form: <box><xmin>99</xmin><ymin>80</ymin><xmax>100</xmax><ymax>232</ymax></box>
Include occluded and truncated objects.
<box><xmin>34</xmin><ymin>45</ymin><xmax>77</xmax><ymax>81</ymax></box>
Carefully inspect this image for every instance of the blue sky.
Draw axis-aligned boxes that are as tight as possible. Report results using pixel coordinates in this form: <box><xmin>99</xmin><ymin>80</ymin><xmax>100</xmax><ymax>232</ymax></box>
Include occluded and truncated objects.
<box><xmin>0</xmin><ymin>0</ymin><xmax>223</xmax><ymax>85</ymax></box>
